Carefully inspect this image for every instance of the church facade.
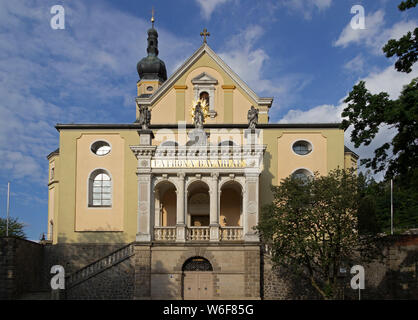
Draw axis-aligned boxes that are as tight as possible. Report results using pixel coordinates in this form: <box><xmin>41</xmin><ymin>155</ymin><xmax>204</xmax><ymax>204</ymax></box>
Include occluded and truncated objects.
<box><xmin>46</xmin><ymin>21</ymin><xmax>358</xmax><ymax>299</ymax></box>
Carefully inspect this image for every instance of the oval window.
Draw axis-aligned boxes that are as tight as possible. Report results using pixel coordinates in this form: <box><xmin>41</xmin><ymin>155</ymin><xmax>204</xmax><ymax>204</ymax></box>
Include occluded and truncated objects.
<box><xmin>91</xmin><ymin>141</ymin><xmax>111</xmax><ymax>156</ymax></box>
<box><xmin>292</xmin><ymin>140</ymin><xmax>312</xmax><ymax>155</ymax></box>
<box><xmin>146</xmin><ymin>86</ymin><xmax>153</xmax><ymax>91</ymax></box>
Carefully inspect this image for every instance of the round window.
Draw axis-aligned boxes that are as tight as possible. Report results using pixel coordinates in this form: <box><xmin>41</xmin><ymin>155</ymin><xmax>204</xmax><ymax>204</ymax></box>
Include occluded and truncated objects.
<box><xmin>292</xmin><ymin>169</ymin><xmax>313</xmax><ymax>183</ymax></box>
<box><xmin>146</xmin><ymin>86</ymin><xmax>154</xmax><ymax>91</ymax></box>
<box><xmin>91</xmin><ymin>141</ymin><xmax>111</xmax><ymax>156</ymax></box>
<box><xmin>292</xmin><ymin>140</ymin><xmax>312</xmax><ymax>155</ymax></box>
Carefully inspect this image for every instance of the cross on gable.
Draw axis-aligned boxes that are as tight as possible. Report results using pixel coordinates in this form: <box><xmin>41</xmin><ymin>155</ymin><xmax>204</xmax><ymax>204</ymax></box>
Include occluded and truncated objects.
<box><xmin>200</xmin><ymin>28</ymin><xmax>210</xmax><ymax>44</ymax></box>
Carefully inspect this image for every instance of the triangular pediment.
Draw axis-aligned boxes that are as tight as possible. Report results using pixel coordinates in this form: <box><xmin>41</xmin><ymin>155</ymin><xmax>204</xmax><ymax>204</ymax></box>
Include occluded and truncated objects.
<box><xmin>191</xmin><ymin>72</ymin><xmax>218</xmax><ymax>85</ymax></box>
<box><xmin>136</xmin><ymin>43</ymin><xmax>273</xmax><ymax>108</ymax></box>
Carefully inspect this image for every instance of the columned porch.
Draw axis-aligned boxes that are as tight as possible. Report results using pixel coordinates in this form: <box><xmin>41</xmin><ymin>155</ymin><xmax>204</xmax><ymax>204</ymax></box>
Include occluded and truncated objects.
<box><xmin>130</xmin><ymin>128</ymin><xmax>265</xmax><ymax>244</ymax></box>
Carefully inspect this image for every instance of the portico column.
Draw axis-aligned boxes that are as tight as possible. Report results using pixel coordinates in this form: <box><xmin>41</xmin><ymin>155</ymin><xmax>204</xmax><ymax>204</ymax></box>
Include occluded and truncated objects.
<box><xmin>136</xmin><ymin>174</ymin><xmax>153</xmax><ymax>242</ymax></box>
<box><xmin>243</xmin><ymin>173</ymin><xmax>259</xmax><ymax>242</ymax></box>
<box><xmin>210</xmin><ymin>172</ymin><xmax>220</xmax><ymax>242</ymax></box>
<box><xmin>176</xmin><ymin>172</ymin><xmax>186</xmax><ymax>242</ymax></box>
<box><xmin>154</xmin><ymin>189</ymin><xmax>161</xmax><ymax>227</ymax></box>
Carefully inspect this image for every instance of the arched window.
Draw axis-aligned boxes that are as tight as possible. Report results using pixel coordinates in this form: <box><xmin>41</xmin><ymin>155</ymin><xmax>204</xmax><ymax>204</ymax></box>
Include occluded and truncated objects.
<box><xmin>89</xmin><ymin>169</ymin><xmax>112</xmax><ymax>207</ymax></box>
<box><xmin>199</xmin><ymin>91</ymin><xmax>209</xmax><ymax>106</ymax></box>
<box><xmin>182</xmin><ymin>257</ymin><xmax>213</xmax><ymax>271</ymax></box>
<box><xmin>292</xmin><ymin>169</ymin><xmax>313</xmax><ymax>184</ymax></box>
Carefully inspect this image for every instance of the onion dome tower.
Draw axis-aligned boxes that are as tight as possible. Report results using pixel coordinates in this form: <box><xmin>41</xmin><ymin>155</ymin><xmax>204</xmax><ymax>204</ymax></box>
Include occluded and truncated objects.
<box><xmin>136</xmin><ymin>9</ymin><xmax>167</xmax><ymax>97</ymax></box>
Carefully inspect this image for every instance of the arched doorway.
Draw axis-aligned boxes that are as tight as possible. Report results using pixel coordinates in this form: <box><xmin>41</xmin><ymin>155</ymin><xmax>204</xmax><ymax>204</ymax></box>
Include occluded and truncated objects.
<box><xmin>220</xmin><ymin>181</ymin><xmax>242</xmax><ymax>226</ymax></box>
<box><xmin>187</xmin><ymin>180</ymin><xmax>210</xmax><ymax>227</ymax></box>
<box><xmin>182</xmin><ymin>257</ymin><xmax>213</xmax><ymax>300</ymax></box>
<box><xmin>154</xmin><ymin>180</ymin><xmax>177</xmax><ymax>227</ymax></box>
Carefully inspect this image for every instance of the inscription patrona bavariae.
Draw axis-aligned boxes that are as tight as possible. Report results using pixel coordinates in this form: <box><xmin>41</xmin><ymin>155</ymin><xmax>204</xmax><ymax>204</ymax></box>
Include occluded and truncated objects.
<box><xmin>151</xmin><ymin>159</ymin><xmax>247</xmax><ymax>168</ymax></box>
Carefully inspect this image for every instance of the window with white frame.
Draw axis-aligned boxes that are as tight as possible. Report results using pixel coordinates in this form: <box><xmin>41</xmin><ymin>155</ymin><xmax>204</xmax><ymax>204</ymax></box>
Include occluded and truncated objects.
<box><xmin>89</xmin><ymin>169</ymin><xmax>112</xmax><ymax>207</ymax></box>
<box><xmin>192</xmin><ymin>72</ymin><xmax>218</xmax><ymax>118</ymax></box>
<box><xmin>91</xmin><ymin>141</ymin><xmax>111</xmax><ymax>156</ymax></box>
<box><xmin>292</xmin><ymin>140</ymin><xmax>312</xmax><ymax>155</ymax></box>
<box><xmin>292</xmin><ymin>169</ymin><xmax>313</xmax><ymax>184</ymax></box>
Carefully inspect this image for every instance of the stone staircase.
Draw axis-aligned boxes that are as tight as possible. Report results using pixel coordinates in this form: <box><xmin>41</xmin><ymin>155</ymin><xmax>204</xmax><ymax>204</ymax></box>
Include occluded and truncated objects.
<box><xmin>66</xmin><ymin>243</ymin><xmax>135</xmax><ymax>289</ymax></box>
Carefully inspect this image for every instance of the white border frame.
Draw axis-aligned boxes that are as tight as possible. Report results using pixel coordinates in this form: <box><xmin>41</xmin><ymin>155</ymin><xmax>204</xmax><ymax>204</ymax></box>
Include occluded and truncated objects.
<box><xmin>90</xmin><ymin>140</ymin><xmax>112</xmax><ymax>157</ymax></box>
<box><xmin>291</xmin><ymin>167</ymin><xmax>314</xmax><ymax>179</ymax></box>
<box><xmin>291</xmin><ymin>139</ymin><xmax>314</xmax><ymax>156</ymax></box>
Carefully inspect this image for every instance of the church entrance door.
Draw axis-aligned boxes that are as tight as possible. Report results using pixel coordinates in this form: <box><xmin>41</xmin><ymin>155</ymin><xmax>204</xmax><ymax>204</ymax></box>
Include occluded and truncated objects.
<box><xmin>182</xmin><ymin>257</ymin><xmax>213</xmax><ymax>300</ymax></box>
<box><xmin>183</xmin><ymin>272</ymin><xmax>213</xmax><ymax>300</ymax></box>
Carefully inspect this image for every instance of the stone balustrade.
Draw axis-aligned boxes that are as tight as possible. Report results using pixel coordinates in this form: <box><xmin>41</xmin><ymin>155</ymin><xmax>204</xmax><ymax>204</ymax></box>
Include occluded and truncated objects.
<box><xmin>187</xmin><ymin>227</ymin><xmax>210</xmax><ymax>241</ymax></box>
<box><xmin>153</xmin><ymin>226</ymin><xmax>244</xmax><ymax>241</ymax></box>
<box><xmin>220</xmin><ymin>227</ymin><xmax>243</xmax><ymax>241</ymax></box>
<box><xmin>154</xmin><ymin>226</ymin><xmax>176</xmax><ymax>241</ymax></box>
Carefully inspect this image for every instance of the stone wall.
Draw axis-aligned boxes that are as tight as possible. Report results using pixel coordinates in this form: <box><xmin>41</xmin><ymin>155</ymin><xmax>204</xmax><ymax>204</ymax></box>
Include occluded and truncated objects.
<box><xmin>0</xmin><ymin>237</ymin><xmax>44</xmax><ymax>299</ymax></box>
<box><xmin>134</xmin><ymin>244</ymin><xmax>152</xmax><ymax>299</ymax></box>
<box><xmin>262</xmin><ymin>235</ymin><xmax>418</xmax><ymax>300</ymax></box>
<box><xmin>2</xmin><ymin>235</ymin><xmax>416</xmax><ymax>300</ymax></box>
<box><xmin>42</xmin><ymin>243</ymin><xmax>126</xmax><ymax>290</ymax></box>
<box><xmin>148</xmin><ymin>243</ymin><xmax>261</xmax><ymax>300</ymax></box>
<box><xmin>66</xmin><ymin>256</ymin><xmax>135</xmax><ymax>300</ymax></box>
<box><xmin>362</xmin><ymin>235</ymin><xmax>417</xmax><ymax>300</ymax></box>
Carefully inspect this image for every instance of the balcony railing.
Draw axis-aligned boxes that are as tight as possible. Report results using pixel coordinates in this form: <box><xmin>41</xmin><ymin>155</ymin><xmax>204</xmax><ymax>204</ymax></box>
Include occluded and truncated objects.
<box><xmin>220</xmin><ymin>227</ymin><xmax>243</xmax><ymax>241</ymax></box>
<box><xmin>153</xmin><ymin>226</ymin><xmax>243</xmax><ymax>241</ymax></box>
<box><xmin>154</xmin><ymin>226</ymin><xmax>176</xmax><ymax>241</ymax></box>
<box><xmin>187</xmin><ymin>227</ymin><xmax>210</xmax><ymax>241</ymax></box>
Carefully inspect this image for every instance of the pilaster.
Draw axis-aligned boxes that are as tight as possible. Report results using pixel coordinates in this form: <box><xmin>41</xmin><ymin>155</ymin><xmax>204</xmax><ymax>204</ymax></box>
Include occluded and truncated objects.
<box><xmin>176</xmin><ymin>172</ymin><xmax>186</xmax><ymax>242</ymax></box>
<box><xmin>210</xmin><ymin>172</ymin><xmax>220</xmax><ymax>242</ymax></box>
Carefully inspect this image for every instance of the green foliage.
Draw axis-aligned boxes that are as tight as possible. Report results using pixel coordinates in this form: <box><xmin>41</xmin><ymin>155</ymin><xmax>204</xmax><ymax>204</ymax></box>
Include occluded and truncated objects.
<box><xmin>341</xmin><ymin>1</ymin><xmax>418</xmax><ymax>184</ymax></box>
<box><xmin>364</xmin><ymin>171</ymin><xmax>418</xmax><ymax>233</ymax></box>
<box><xmin>341</xmin><ymin>79</ymin><xmax>418</xmax><ymax>180</ymax></box>
<box><xmin>384</xmin><ymin>1</ymin><xmax>417</xmax><ymax>73</ymax></box>
<box><xmin>383</xmin><ymin>28</ymin><xmax>417</xmax><ymax>74</ymax></box>
<box><xmin>398</xmin><ymin>0</ymin><xmax>418</xmax><ymax>11</ymax></box>
<box><xmin>257</xmin><ymin>169</ymin><xmax>377</xmax><ymax>300</ymax></box>
<box><xmin>357</xmin><ymin>173</ymin><xmax>381</xmax><ymax>235</ymax></box>
<box><xmin>0</xmin><ymin>217</ymin><xmax>26</xmax><ymax>239</ymax></box>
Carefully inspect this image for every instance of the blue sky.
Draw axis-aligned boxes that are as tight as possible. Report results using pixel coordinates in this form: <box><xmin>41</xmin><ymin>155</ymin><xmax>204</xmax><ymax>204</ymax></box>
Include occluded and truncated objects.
<box><xmin>0</xmin><ymin>0</ymin><xmax>417</xmax><ymax>240</ymax></box>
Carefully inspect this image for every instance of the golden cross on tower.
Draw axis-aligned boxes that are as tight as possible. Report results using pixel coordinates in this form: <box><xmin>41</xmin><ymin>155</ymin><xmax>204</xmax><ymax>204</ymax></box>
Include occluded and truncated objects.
<box><xmin>200</xmin><ymin>28</ymin><xmax>210</xmax><ymax>44</ymax></box>
<box><xmin>151</xmin><ymin>7</ymin><xmax>155</xmax><ymax>28</ymax></box>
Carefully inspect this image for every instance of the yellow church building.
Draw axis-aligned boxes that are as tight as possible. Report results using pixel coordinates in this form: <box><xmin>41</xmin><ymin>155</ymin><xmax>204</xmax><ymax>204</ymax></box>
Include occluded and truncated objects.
<box><xmin>46</xmin><ymin>19</ymin><xmax>358</xmax><ymax>300</ymax></box>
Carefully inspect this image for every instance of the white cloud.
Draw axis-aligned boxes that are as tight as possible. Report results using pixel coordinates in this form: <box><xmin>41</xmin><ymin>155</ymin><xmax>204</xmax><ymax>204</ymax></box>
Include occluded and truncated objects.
<box><xmin>334</xmin><ymin>10</ymin><xmax>417</xmax><ymax>55</ymax></box>
<box><xmin>344</xmin><ymin>54</ymin><xmax>365</xmax><ymax>75</ymax></box>
<box><xmin>364</xmin><ymin>64</ymin><xmax>418</xmax><ymax>99</ymax></box>
<box><xmin>0</xmin><ymin>1</ymin><xmax>192</xmax><ymax>183</ymax></box>
<box><xmin>278</xmin><ymin>64</ymin><xmax>418</xmax><ymax>179</ymax></box>
<box><xmin>218</xmin><ymin>25</ymin><xmax>311</xmax><ymax>111</ymax></box>
<box><xmin>334</xmin><ymin>10</ymin><xmax>385</xmax><ymax>48</ymax></box>
<box><xmin>195</xmin><ymin>0</ymin><xmax>232</xmax><ymax>20</ymax></box>
<box><xmin>281</xmin><ymin>0</ymin><xmax>333</xmax><ymax>19</ymax></box>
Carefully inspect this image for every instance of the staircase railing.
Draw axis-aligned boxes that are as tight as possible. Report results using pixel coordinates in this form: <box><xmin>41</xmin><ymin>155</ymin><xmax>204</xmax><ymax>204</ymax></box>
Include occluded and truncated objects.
<box><xmin>66</xmin><ymin>243</ymin><xmax>135</xmax><ymax>288</ymax></box>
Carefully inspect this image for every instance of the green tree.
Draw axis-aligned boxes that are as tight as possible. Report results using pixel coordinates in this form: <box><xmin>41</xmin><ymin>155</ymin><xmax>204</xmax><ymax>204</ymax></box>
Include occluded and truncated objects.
<box><xmin>383</xmin><ymin>1</ymin><xmax>418</xmax><ymax>73</ymax></box>
<box><xmin>0</xmin><ymin>217</ymin><xmax>26</xmax><ymax>239</ymax></box>
<box><xmin>365</xmin><ymin>175</ymin><xmax>418</xmax><ymax>233</ymax></box>
<box><xmin>357</xmin><ymin>172</ymin><xmax>381</xmax><ymax>235</ymax></box>
<box><xmin>341</xmin><ymin>2</ymin><xmax>418</xmax><ymax>183</ymax></box>
<box><xmin>257</xmin><ymin>169</ymin><xmax>377</xmax><ymax>300</ymax></box>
